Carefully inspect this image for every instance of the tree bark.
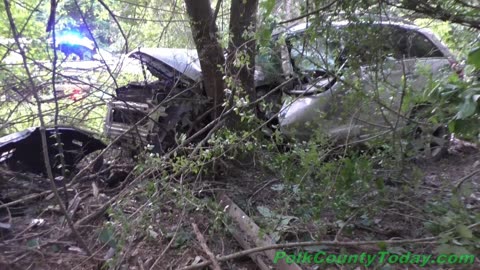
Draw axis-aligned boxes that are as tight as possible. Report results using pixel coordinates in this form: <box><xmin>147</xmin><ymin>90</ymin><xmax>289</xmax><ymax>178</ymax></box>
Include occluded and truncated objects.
<box><xmin>227</xmin><ymin>0</ymin><xmax>259</xmax><ymax>108</ymax></box>
<box><xmin>184</xmin><ymin>0</ymin><xmax>225</xmax><ymax>118</ymax></box>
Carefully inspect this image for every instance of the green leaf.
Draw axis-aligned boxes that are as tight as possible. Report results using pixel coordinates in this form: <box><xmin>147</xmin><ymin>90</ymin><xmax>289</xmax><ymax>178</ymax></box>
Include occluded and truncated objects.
<box><xmin>278</xmin><ymin>215</ymin><xmax>297</xmax><ymax>227</ymax></box>
<box><xmin>257</xmin><ymin>206</ymin><xmax>274</xmax><ymax>218</ymax></box>
<box><xmin>455</xmin><ymin>99</ymin><xmax>477</xmax><ymax>119</ymax></box>
<box><xmin>261</xmin><ymin>0</ymin><xmax>276</xmax><ymax>17</ymax></box>
<box><xmin>257</xmin><ymin>26</ymin><xmax>273</xmax><ymax>47</ymax></box>
<box><xmin>99</xmin><ymin>226</ymin><xmax>117</xmax><ymax>248</ymax></box>
<box><xmin>27</xmin><ymin>238</ymin><xmax>40</xmax><ymax>248</ymax></box>
<box><xmin>456</xmin><ymin>224</ymin><xmax>473</xmax><ymax>239</ymax></box>
<box><xmin>467</xmin><ymin>47</ymin><xmax>480</xmax><ymax>69</ymax></box>
<box><xmin>172</xmin><ymin>230</ymin><xmax>192</xmax><ymax>248</ymax></box>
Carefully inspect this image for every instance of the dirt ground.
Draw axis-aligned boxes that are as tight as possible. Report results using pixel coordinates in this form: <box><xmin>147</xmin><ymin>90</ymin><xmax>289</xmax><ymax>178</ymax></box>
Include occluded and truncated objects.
<box><xmin>0</xmin><ymin>139</ymin><xmax>479</xmax><ymax>270</ymax></box>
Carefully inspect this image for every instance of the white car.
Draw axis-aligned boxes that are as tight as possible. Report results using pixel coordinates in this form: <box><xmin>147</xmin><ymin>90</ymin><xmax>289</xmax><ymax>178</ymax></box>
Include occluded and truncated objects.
<box><xmin>276</xmin><ymin>19</ymin><xmax>461</xmax><ymax>159</ymax></box>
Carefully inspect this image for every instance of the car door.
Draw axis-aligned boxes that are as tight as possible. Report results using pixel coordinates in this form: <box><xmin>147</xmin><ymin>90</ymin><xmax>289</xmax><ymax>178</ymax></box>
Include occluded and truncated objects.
<box><xmin>279</xmin><ymin>28</ymin><xmax>356</xmax><ymax>140</ymax></box>
<box><xmin>353</xmin><ymin>24</ymin><xmax>452</xmax><ymax>135</ymax></box>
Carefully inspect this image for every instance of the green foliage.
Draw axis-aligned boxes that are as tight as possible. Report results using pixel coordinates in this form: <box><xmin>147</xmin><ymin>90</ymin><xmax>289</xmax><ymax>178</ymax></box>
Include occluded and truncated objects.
<box><xmin>98</xmin><ymin>225</ymin><xmax>117</xmax><ymax>248</ymax></box>
<box><xmin>414</xmin><ymin>19</ymin><xmax>478</xmax><ymax>58</ymax></box>
<box><xmin>260</xmin><ymin>133</ymin><xmax>387</xmax><ymax>222</ymax></box>
<box><xmin>424</xmin><ymin>188</ymin><xmax>479</xmax><ymax>254</ymax></box>
<box><xmin>468</xmin><ymin>47</ymin><xmax>480</xmax><ymax>69</ymax></box>
<box><xmin>424</xmin><ymin>71</ymin><xmax>480</xmax><ymax>140</ymax></box>
<box><xmin>259</xmin><ymin>0</ymin><xmax>276</xmax><ymax>18</ymax></box>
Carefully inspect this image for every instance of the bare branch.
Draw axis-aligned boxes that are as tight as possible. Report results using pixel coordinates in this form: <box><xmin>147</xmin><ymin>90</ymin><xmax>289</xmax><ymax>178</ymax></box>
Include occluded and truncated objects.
<box><xmin>192</xmin><ymin>223</ymin><xmax>222</xmax><ymax>270</ymax></box>
<box><xmin>97</xmin><ymin>0</ymin><xmax>129</xmax><ymax>53</ymax></box>
<box><xmin>279</xmin><ymin>0</ymin><xmax>338</xmax><ymax>24</ymax></box>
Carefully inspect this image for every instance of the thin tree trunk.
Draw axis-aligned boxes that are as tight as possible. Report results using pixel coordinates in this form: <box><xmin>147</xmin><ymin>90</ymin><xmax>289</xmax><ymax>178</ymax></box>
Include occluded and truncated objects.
<box><xmin>227</xmin><ymin>0</ymin><xmax>258</xmax><ymax>109</ymax></box>
<box><xmin>184</xmin><ymin>0</ymin><xmax>225</xmax><ymax>118</ymax></box>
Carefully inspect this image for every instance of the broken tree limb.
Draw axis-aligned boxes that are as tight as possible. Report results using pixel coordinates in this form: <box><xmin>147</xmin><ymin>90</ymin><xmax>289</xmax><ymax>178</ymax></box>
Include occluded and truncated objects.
<box><xmin>192</xmin><ymin>223</ymin><xmax>222</xmax><ymax>270</ymax></box>
<box><xmin>218</xmin><ymin>193</ymin><xmax>302</xmax><ymax>270</ymax></box>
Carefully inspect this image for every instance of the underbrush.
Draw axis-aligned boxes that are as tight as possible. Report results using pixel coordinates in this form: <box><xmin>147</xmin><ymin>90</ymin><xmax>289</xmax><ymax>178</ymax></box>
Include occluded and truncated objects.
<box><xmin>93</xmin><ymin>123</ymin><xmax>479</xmax><ymax>269</ymax></box>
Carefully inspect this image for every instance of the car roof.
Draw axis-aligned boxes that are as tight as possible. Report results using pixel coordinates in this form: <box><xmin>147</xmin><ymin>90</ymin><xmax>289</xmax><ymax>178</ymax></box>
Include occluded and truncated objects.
<box><xmin>274</xmin><ymin>18</ymin><xmax>454</xmax><ymax>58</ymax></box>
<box><xmin>281</xmin><ymin>20</ymin><xmax>430</xmax><ymax>35</ymax></box>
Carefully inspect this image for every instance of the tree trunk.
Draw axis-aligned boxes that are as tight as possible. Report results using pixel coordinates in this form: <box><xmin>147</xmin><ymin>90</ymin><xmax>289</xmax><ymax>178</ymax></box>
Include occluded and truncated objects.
<box><xmin>185</xmin><ymin>0</ymin><xmax>225</xmax><ymax>117</ymax></box>
<box><xmin>227</xmin><ymin>0</ymin><xmax>258</xmax><ymax>108</ymax></box>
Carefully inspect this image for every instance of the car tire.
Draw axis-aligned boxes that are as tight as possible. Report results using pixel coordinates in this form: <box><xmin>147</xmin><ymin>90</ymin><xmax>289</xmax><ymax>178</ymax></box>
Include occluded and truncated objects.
<box><xmin>406</xmin><ymin>105</ymin><xmax>450</xmax><ymax>161</ymax></box>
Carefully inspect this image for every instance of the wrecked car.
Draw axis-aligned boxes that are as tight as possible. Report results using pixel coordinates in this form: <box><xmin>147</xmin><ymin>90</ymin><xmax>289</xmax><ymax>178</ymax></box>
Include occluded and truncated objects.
<box><xmin>103</xmin><ymin>46</ymin><xmax>282</xmax><ymax>153</ymax></box>
<box><xmin>104</xmin><ymin>48</ymin><xmax>209</xmax><ymax>153</ymax></box>
<box><xmin>0</xmin><ymin>127</ymin><xmax>106</xmax><ymax>175</ymax></box>
<box><xmin>105</xmin><ymin>17</ymin><xmax>459</xmax><ymax>159</ymax></box>
<box><xmin>277</xmin><ymin>19</ymin><xmax>459</xmax><ymax>159</ymax></box>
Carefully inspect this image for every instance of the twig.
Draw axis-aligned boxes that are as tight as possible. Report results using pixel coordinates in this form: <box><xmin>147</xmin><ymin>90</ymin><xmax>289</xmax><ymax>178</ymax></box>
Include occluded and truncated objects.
<box><xmin>3</xmin><ymin>0</ymin><xmax>91</xmax><ymax>256</ymax></box>
<box><xmin>191</xmin><ymin>223</ymin><xmax>221</xmax><ymax>270</ymax></box>
<box><xmin>218</xmin><ymin>194</ymin><xmax>301</xmax><ymax>270</ymax></box>
<box><xmin>279</xmin><ymin>0</ymin><xmax>338</xmax><ymax>24</ymax></box>
<box><xmin>45</xmin><ymin>0</ymin><xmax>56</xmax><ymax>32</ymax></box>
<box><xmin>149</xmin><ymin>188</ymin><xmax>187</xmax><ymax>270</ymax></box>
<box><xmin>334</xmin><ymin>208</ymin><xmax>360</xmax><ymax>241</ymax></box>
<box><xmin>0</xmin><ymin>200</ymin><xmax>12</xmax><ymax>227</ymax></box>
<box><xmin>454</xmin><ymin>169</ymin><xmax>480</xmax><ymax>190</ymax></box>
<box><xmin>247</xmin><ymin>179</ymin><xmax>278</xmax><ymax>205</ymax></box>
<box><xmin>97</xmin><ymin>0</ymin><xmax>129</xmax><ymax>53</ymax></box>
<box><xmin>211</xmin><ymin>0</ymin><xmax>223</xmax><ymax>33</ymax></box>
<box><xmin>0</xmin><ymin>189</ymin><xmax>55</xmax><ymax>209</ymax></box>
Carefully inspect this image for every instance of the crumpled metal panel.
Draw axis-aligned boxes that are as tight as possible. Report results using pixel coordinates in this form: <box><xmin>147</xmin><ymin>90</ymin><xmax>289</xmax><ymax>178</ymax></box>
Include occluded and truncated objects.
<box><xmin>129</xmin><ymin>48</ymin><xmax>202</xmax><ymax>82</ymax></box>
<box><xmin>0</xmin><ymin>127</ymin><xmax>106</xmax><ymax>175</ymax></box>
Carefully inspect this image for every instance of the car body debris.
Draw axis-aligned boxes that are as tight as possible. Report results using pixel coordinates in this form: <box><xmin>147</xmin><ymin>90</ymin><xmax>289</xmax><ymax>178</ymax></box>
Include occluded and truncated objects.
<box><xmin>0</xmin><ymin>127</ymin><xmax>106</xmax><ymax>175</ymax></box>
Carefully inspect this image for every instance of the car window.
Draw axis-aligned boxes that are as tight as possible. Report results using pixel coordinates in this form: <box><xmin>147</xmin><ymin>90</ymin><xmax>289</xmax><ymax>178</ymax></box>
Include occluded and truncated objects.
<box><xmin>362</xmin><ymin>25</ymin><xmax>444</xmax><ymax>59</ymax></box>
<box><xmin>287</xmin><ymin>31</ymin><xmax>340</xmax><ymax>73</ymax></box>
<box><xmin>402</xmin><ymin>29</ymin><xmax>444</xmax><ymax>58</ymax></box>
<box><xmin>285</xmin><ymin>23</ymin><xmax>445</xmax><ymax>75</ymax></box>
<box><xmin>256</xmin><ymin>40</ymin><xmax>283</xmax><ymax>77</ymax></box>
<box><xmin>340</xmin><ymin>24</ymin><xmax>387</xmax><ymax>65</ymax></box>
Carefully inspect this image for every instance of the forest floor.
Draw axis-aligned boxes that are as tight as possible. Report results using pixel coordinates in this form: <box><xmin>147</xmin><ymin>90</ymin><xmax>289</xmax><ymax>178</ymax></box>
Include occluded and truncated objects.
<box><xmin>0</xmin><ymin>138</ymin><xmax>479</xmax><ymax>270</ymax></box>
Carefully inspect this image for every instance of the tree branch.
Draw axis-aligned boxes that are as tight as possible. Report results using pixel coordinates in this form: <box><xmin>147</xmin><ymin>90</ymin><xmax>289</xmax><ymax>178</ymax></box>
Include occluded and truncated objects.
<box><xmin>279</xmin><ymin>0</ymin><xmax>338</xmax><ymax>24</ymax></box>
<box><xmin>179</xmin><ymin>237</ymin><xmax>439</xmax><ymax>270</ymax></box>
<box><xmin>3</xmin><ymin>0</ymin><xmax>92</xmax><ymax>256</ymax></box>
<box><xmin>97</xmin><ymin>0</ymin><xmax>129</xmax><ymax>52</ymax></box>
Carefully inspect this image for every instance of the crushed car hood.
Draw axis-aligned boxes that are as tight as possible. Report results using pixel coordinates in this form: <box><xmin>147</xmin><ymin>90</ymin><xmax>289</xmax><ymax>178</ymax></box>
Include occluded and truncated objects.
<box><xmin>127</xmin><ymin>48</ymin><xmax>276</xmax><ymax>87</ymax></box>
<box><xmin>129</xmin><ymin>48</ymin><xmax>202</xmax><ymax>83</ymax></box>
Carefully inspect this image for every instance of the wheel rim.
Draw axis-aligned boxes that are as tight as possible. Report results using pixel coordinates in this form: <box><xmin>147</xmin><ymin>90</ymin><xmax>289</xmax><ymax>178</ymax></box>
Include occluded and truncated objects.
<box><xmin>410</xmin><ymin>124</ymin><xmax>449</xmax><ymax>159</ymax></box>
